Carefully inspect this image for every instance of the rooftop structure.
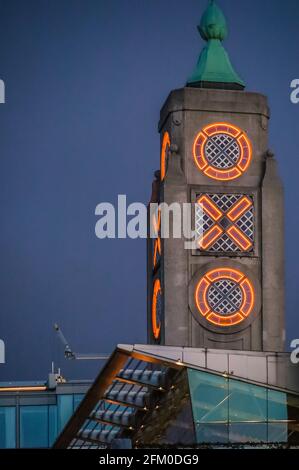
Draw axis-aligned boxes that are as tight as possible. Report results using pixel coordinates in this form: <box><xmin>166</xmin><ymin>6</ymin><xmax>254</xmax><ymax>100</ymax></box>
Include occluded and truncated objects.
<box><xmin>0</xmin><ymin>378</ymin><xmax>91</xmax><ymax>448</ymax></box>
<box><xmin>53</xmin><ymin>345</ymin><xmax>299</xmax><ymax>448</ymax></box>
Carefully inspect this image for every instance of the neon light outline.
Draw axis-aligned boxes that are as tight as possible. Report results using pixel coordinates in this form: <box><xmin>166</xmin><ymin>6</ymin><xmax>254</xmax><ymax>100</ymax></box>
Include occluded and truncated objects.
<box><xmin>160</xmin><ymin>132</ymin><xmax>171</xmax><ymax>181</ymax></box>
<box><xmin>193</xmin><ymin>123</ymin><xmax>252</xmax><ymax>181</ymax></box>
<box><xmin>152</xmin><ymin>278</ymin><xmax>162</xmax><ymax>340</ymax></box>
<box><xmin>195</xmin><ymin>268</ymin><xmax>255</xmax><ymax>327</ymax></box>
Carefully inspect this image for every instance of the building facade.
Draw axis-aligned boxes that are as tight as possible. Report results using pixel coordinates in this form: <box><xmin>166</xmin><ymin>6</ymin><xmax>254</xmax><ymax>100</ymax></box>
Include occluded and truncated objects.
<box><xmin>0</xmin><ymin>1</ymin><xmax>295</xmax><ymax>450</ymax></box>
<box><xmin>52</xmin><ymin>1</ymin><xmax>299</xmax><ymax>450</ymax></box>
<box><xmin>0</xmin><ymin>378</ymin><xmax>90</xmax><ymax>448</ymax></box>
<box><xmin>148</xmin><ymin>0</ymin><xmax>285</xmax><ymax>352</ymax></box>
<box><xmin>53</xmin><ymin>345</ymin><xmax>299</xmax><ymax>448</ymax></box>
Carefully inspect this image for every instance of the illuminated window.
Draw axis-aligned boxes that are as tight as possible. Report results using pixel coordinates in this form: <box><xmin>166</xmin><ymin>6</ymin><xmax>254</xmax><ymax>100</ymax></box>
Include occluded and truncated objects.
<box><xmin>152</xmin><ymin>208</ymin><xmax>162</xmax><ymax>270</ymax></box>
<box><xmin>193</xmin><ymin>123</ymin><xmax>252</xmax><ymax>181</ymax></box>
<box><xmin>208</xmin><ymin>279</ymin><xmax>243</xmax><ymax>315</ymax></box>
<box><xmin>152</xmin><ymin>278</ymin><xmax>162</xmax><ymax>340</ymax></box>
<box><xmin>160</xmin><ymin>132</ymin><xmax>171</xmax><ymax>181</ymax></box>
<box><xmin>196</xmin><ymin>193</ymin><xmax>254</xmax><ymax>253</ymax></box>
<box><xmin>195</xmin><ymin>268</ymin><xmax>255</xmax><ymax>327</ymax></box>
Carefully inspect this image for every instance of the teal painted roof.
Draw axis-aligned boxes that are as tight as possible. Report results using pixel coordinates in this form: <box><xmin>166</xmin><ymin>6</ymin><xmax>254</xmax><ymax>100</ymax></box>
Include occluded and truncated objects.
<box><xmin>187</xmin><ymin>0</ymin><xmax>245</xmax><ymax>89</ymax></box>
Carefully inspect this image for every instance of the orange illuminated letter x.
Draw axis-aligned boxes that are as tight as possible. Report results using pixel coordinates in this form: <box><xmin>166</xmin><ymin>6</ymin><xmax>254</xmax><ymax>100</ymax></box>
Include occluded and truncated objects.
<box><xmin>197</xmin><ymin>195</ymin><xmax>253</xmax><ymax>252</ymax></box>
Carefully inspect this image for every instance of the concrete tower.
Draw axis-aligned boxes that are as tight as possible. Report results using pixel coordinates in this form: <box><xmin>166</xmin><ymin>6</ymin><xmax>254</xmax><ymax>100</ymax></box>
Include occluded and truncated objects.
<box><xmin>147</xmin><ymin>0</ymin><xmax>285</xmax><ymax>352</ymax></box>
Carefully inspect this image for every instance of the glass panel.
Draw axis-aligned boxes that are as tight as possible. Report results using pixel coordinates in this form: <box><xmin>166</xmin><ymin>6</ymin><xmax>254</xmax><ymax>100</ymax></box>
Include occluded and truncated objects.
<box><xmin>20</xmin><ymin>406</ymin><xmax>48</xmax><ymax>448</ymax></box>
<box><xmin>57</xmin><ymin>395</ymin><xmax>74</xmax><ymax>432</ymax></box>
<box><xmin>188</xmin><ymin>368</ymin><xmax>299</xmax><ymax>446</ymax></box>
<box><xmin>229</xmin><ymin>380</ymin><xmax>267</xmax><ymax>423</ymax></box>
<box><xmin>287</xmin><ymin>393</ymin><xmax>299</xmax><ymax>422</ymax></box>
<box><xmin>134</xmin><ymin>370</ymin><xmax>196</xmax><ymax>446</ymax></box>
<box><xmin>229</xmin><ymin>423</ymin><xmax>267</xmax><ymax>443</ymax></box>
<box><xmin>286</xmin><ymin>393</ymin><xmax>299</xmax><ymax>446</ymax></box>
<box><xmin>268</xmin><ymin>389</ymin><xmax>287</xmax><ymax>421</ymax></box>
<box><xmin>74</xmin><ymin>394</ymin><xmax>84</xmax><ymax>410</ymax></box>
<box><xmin>268</xmin><ymin>423</ymin><xmax>288</xmax><ymax>443</ymax></box>
<box><xmin>188</xmin><ymin>369</ymin><xmax>228</xmax><ymax>423</ymax></box>
<box><xmin>159</xmin><ymin>400</ymin><xmax>196</xmax><ymax>446</ymax></box>
<box><xmin>0</xmin><ymin>407</ymin><xmax>16</xmax><ymax>449</ymax></box>
<box><xmin>196</xmin><ymin>424</ymin><xmax>229</xmax><ymax>444</ymax></box>
<box><xmin>49</xmin><ymin>405</ymin><xmax>58</xmax><ymax>447</ymax></box>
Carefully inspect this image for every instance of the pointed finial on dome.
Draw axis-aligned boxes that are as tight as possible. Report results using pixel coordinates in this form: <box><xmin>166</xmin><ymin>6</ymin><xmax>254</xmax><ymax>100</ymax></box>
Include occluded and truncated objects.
<box><xmin>199</xmin><ymin>0</ymin><xmax>228</xmax><ymax>41</ymax></box>
<box><xmin>187</xmin><ymin>0</ymin><xmax>245</xmax><ymax>90</ymax></box>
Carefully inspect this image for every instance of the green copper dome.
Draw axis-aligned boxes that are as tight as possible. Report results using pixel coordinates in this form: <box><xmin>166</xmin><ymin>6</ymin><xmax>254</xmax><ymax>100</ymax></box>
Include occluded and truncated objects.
<box><xmin>187</xmin><ymin>0</ymin><xmax>245</xmax><ymax>90</ymax></box>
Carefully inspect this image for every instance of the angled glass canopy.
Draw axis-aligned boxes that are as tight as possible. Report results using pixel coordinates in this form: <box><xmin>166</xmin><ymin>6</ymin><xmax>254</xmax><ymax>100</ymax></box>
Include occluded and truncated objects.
<box><xmin>53</xmin><ymin>346</ymin><xmax>299</xmax><ymax>449</ymax></box>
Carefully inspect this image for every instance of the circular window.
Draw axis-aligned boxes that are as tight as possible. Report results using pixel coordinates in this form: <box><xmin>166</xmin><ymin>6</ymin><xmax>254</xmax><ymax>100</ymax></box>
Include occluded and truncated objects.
<box><xmin>152</xmin><ymin>279</ymin><xmax>162</xmax><ymax>340</ymax></box>
<box><xmin>195</xmin><ymin>268</ymin><xmax>254</xmax><ymax>327</ymax></box>
<box><xmin>193</xmin><ymin>123</ymin><xmax>252</xmax><ymax>181</ymax></box>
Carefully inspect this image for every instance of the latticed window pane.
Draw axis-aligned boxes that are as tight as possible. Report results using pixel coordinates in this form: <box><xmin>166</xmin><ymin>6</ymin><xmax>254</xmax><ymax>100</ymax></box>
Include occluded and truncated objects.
<box><xmin>156</xmin><ymin>289</ymin><xmax>163</xmax><ymax>326</ymax></box>
<box><xmin>207</xmin><ymin>280</ymin><xmax>243</xmax><ymax>316</ymax></box>
<box><xmin>205</xmin><ymin>134</ymin><xmax>241</xmax><ymax>169</ymax></box>
<box><xmin>196</xmin><ymin>193</ymin><xmax>254</xmax><ymax>253</ymax></box>
<box><xmin>195</xmin><ymin>268</ymin><xmax>254</xmax><ymax>327</ymax></box>
<box><xmin>193</xmin><ymin>123</ymin><xmax>252</xmax><ymax>181</ymax></box>
<box><xmin>235</xmin><ymin>209</ymin><xmax>254</xmax><ymax>242</ymax></box>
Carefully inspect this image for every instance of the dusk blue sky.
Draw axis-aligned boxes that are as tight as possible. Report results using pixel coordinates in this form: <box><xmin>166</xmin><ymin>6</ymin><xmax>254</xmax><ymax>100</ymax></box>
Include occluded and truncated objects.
<box><xmin>0</xmin><ymin>0</ymin><xmax>299</xmax><ymax>381</ymax></box>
